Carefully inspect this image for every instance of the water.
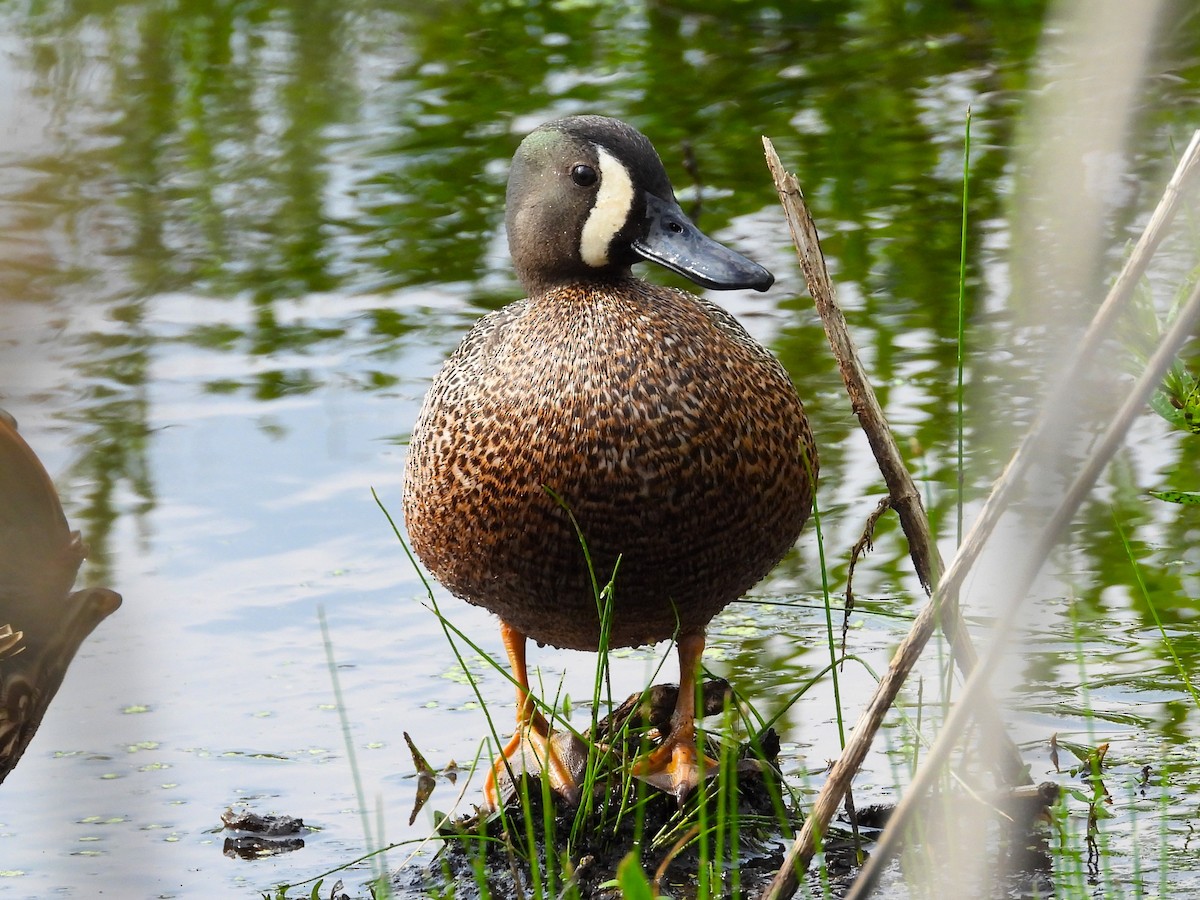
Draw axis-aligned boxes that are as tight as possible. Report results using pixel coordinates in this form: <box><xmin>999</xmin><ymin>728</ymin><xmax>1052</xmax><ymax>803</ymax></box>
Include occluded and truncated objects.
<box><xmin>0</xmin><ymin>1</ymin><xmax>1197</xmax><ymax>897</ymax></box>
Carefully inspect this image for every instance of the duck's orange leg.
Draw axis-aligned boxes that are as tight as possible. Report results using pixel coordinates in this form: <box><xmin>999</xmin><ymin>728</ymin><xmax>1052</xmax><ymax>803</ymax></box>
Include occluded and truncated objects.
<box><xmin>630</xmin><ymin>630</ymin><xmax>718</xmax><ymax>804</ymax></box>
<box><xmin>482</xmin><ymin>620</ymin><xmax>584</xmax><ymax>809</ymax></box>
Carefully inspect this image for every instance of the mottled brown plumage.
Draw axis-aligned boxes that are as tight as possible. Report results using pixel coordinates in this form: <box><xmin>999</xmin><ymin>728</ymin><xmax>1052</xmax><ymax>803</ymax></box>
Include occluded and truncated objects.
<box><xmin>402</xmin><ymin>115</ymin><xmax>816</xmax><ymax>805</ymax></box>
<box><xmin>405</xmin><ymin>276</ymin><xmax>815</xmax><ymax>650</ymax></box>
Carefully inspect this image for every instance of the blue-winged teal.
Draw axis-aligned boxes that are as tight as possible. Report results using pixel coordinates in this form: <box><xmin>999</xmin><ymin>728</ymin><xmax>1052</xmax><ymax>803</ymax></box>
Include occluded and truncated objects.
<box><xmin>403</xmin><ymin>115</ymin><xmax>816</xmax><ymax>806</ymax></box>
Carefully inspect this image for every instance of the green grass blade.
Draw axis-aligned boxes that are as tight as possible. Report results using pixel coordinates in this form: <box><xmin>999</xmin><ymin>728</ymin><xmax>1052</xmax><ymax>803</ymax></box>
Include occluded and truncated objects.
<box><xmin>616</xmin><ymin>850</ymin><xmax>655</xmax><ymax>900</ymax></box>
<box><xmin>1113</xmin><ymin>510</ymin><xmax>1200</xmax><ymax>709</ymax></box>
<box><xmin>317</xmin><ymin>606</ymin><xmax>381</xmax><ymax>881</ymax></box>
<box><xmin>956</xmin><ymin>105</ymin><xmax>972</xmax><ymax>546</ymax></box>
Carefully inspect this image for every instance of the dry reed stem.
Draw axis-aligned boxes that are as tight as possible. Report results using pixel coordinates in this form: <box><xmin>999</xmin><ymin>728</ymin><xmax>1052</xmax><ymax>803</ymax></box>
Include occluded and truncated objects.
<box><xmin>760</xmin><ymin>127</ymin><xmax>1200</xmax><ymax>900</ymax></box>
<box><xmin>759</xmin><ymin>136</ymin><xmax>1024</xmax><ymax>897</ymax></box>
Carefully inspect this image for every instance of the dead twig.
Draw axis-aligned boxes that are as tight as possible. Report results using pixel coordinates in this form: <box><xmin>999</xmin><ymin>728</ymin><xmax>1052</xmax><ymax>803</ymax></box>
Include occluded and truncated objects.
<box><xmin>760</xmin><ymin>142</ymin><xmax>994</xmax><ymax>693</ymax></box>
<box><xmin>842</xmin><ymin>497</ymin><xmax>891</xmax><ymax>657</ymax></box>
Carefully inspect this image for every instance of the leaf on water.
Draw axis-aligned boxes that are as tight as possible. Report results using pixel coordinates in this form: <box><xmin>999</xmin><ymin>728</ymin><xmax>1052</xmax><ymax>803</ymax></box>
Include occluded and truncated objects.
<box><xmin>409</xmin><ymin>774</ymin><xmax>436</xmax><ymax>826</ymax></box>
<box><xmin>403</xmin><ymin>731</ymin><xmax>435</xmax><ymax>777</ymax></box>
<box><xmin>1053</xmin><ymin>736</ymin><xmax>1097</xmax><ymax>765</ymax></box>
<box><xmin>404</xmin><ymin>732</ymin><xmax>442</xmax><ymax>825</ymax></box>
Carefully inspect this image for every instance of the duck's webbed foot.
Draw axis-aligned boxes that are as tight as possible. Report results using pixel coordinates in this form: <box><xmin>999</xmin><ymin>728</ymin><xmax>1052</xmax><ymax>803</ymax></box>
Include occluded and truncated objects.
<box><xmin>483</xmin><ymin>709</ymin><xmax>588</xmax><ymax>810</ymax></box>
<box><xmin>630</xmin><ymin>721</ymin><xmax>718</xmax><ymax>805</ymax></box>
<box><xmin>630</xmin><ymin>630</ymin><xmax>720</xmax><ymax>805</ymax></box>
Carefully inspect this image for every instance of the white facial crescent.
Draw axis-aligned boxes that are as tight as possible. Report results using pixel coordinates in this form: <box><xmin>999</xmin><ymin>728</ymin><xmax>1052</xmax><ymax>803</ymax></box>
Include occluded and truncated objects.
<box><xmin>579</xmin><ymin>146</ymin><xmax>635</xmax><ymax>268</ymax></box>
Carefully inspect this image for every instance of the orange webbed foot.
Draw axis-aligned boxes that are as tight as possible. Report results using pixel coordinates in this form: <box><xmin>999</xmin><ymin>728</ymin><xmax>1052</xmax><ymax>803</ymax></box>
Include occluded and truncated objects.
<box><xmin>483</xmin><ymin>709</ymin><xmax>588</xmax><ymax>810</ymax></box>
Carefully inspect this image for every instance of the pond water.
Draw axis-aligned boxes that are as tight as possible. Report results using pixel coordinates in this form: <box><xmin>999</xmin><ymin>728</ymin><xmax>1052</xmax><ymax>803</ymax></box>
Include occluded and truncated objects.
<box><xmin>0</xmin><ymin>1</ymin><xmax>1198</xmax><ymax>898</ymax></box>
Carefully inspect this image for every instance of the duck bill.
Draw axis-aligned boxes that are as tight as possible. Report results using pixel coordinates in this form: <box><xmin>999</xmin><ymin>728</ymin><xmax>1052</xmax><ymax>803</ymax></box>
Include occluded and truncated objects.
<box><xmin>631</xmin><ymin>194</ymin><xmax>774</xmax><ymax>292</ymax></box>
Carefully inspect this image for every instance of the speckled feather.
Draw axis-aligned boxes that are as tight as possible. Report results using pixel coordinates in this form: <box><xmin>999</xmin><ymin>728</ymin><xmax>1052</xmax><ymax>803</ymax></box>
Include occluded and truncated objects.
<box><xmin>403</xmin><ymin>275</ymin><xmax>816</xmax><ymax>651</ymax></box>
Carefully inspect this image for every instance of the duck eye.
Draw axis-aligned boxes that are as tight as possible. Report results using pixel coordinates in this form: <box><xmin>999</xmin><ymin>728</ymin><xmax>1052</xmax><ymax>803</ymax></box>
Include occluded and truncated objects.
<box><xmin>570</xmin><ymin>164</ymin><xmax>598</xmax><ymax>187</ymax></box>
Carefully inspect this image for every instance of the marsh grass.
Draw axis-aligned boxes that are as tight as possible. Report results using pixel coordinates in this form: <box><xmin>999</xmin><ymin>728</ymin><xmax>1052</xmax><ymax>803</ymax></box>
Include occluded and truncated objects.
<box><xmin>374</xmin><ymin>478</ymin><xmax>833</xmax><ymax>898</ymax></box>
<box><xmin>272</xmin><ymin>492</ymin><xmax>1197</xmax><ymax>900</ymax></box>
<box><xmin>1020</xmin><ymin>194</ymin><xmax>1200</xmax><ymax>900</ymax></box>
<box><xmin>1039</xmin><ymin>437</ymin><xmax>1200</xmax><ymax>900</ymax></box>
<box><xmin>1049</xmin><ymin>591</ymin><xmax>1137</xmax><ymax>898</ymax></box>
<box><xmin>1114</xmin><ymin>515</ymin><xmax>1200</xmax><ymax>712</ymax></box>
<box><xmin>1025</xmin><ymin>453</ymin><xmax>1199</xmax><ymax>897</ymax></box>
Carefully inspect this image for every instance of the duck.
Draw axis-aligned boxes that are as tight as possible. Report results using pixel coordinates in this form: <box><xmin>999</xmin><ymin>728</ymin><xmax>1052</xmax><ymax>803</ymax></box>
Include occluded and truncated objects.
<box><xmin>403</xmin><ymin>115</ymin><xmax>816</xmax><ymax>807</ymax></box>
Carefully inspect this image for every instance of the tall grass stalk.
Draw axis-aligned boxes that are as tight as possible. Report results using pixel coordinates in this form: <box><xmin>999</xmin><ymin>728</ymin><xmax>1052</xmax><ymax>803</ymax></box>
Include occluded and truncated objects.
<box><xmin>944</xmin><ymin>115</ymin><xmax>972</xmax><ymax>865</ymax></box>
<box><xmin>1113</xmin><ymin>511</ymin><xmax>1200</xmax><ymax>709</ymax></box>
<box><xmin>517</xmin><ymin>775</ymin><xmax>547</xmax><ymax>898</ymax></box>
<box><xmin>955</xmin><ymin>106</ymin><xmax>971</xmax><ymax>547</ymax></box>
<box><xmin>611</xmin><ymin>649</ymin><xmax>674</xmax><ymax>835</ymax></box>
<box><xmin>807</xmin><ymin>451</ymin><xmax>853</xmax><ymax>872</ymax></box>
<box><xmin>1065</xmin><ymin>586</ymin><xmax>1119</xmax><ymax>896</ymax></box>
<box><xmin>811</xmin><ymin>488</ymin><xmax>845</xmax><ymax>752</ymax></box>
<box><xmin>317</xmin><ymin>606</ymin><xmax>388</xmax><ymax>894</ymax></box>
<box><xmin>929</xmin><ymin>105</ymin><xmax>974</xmax><ymax>748</ymax></box>
<box><xmin>715</xmin><ymin>676</ymin><xmax>805</xmax><ymax>852</ymax></box>
<box><xmin>543</xmin><ymin>488</ymin><xmax>628</xmax><ymax>847</ymax></box>
<box><xmin>720</xmin><ymin>703</ymin><xmax>741</xmax><ymax>898</ymax></box>
<box><xmin>1158</xmin><ymin>755</ymin><xmax>1171</xmax><ymax>899</ymax></box>
<box><xmin>1130</xmin><ymin>780</ymin><xmax>1146</xmax><ymax>898</ymax></box>
<box><xmin>469</xmin><ymin>815</ymin><xmax>492</xmax><ymax>900</ymax></box>
<box><xmin>695</xmin><ymin>743</ymin><xmax>711</xmax><ymax>899</ymax></box>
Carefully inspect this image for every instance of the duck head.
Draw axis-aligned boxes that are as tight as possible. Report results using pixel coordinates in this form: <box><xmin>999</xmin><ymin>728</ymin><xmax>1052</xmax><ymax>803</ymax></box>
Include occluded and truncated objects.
<box><xmin>505</xmin><ymin>115</ymin><xmax>774</xmax><ymax>296</ymax></box>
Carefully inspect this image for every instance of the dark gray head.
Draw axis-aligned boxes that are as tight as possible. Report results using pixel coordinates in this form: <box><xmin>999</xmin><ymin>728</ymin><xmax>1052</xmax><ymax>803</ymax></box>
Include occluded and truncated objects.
<box><xmin>505</xmin><ymin>115</ymin><xmax>774</xmax><ymax>296</ymax></box>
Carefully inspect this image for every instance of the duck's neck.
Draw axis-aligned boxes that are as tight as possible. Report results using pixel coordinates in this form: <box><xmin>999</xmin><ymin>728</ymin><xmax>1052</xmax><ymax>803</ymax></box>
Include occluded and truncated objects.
<box><xmin>519</xmin><ymin>266</ymin><xmax>639</xmax><ymax>300</ymax></box>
